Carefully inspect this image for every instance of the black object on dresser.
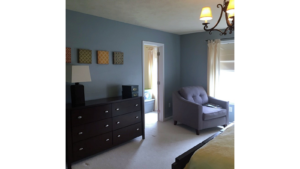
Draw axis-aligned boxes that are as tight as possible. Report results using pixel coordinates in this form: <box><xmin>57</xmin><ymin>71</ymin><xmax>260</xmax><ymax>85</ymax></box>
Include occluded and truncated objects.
<box><xmin>66</xmin><ymin>96</ymin><xmax>145</xmax><ymax>169</ymax></box>
<box><xmin>70</xmin><ymin>83</ymin><xmax>85</xmax><ymax>107</ymax></box>
<box><xmin>122</xmin><ymin>85</ymin><xmax>138</xmax><ymax>98</ymax></box>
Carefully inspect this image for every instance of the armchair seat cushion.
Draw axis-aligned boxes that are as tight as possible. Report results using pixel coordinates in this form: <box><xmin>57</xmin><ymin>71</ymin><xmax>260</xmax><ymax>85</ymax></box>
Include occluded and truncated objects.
<box><xmin>202</xmin><ymin>106</ymin><xmax>227</xmax><ymax>121</ymax></box>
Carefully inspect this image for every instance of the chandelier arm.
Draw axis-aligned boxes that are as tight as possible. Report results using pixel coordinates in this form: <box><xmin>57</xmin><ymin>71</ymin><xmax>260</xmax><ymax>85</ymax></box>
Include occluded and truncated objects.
<box><xmin>223</xmin><ymin>26</ymin><xmax>230</xmax><ymax>34</ymax></box>
<box><xmin>223</xmin><ymin>0</ymin><xmax>227</xmax><ymax>5</ymax></box>
<box><xmin>207</xmin><ymin>28</ymin><xmax>225</xmax><ymax>35</ymax></box>
<box><xmin>231</xmin><ymin>18</ymin><xmax>234</xmax><ymax>31</ymax></box>
<box><xmin>203</xmin><ymin>4</ymin><xmax>224</xmax><ymax>32</ymax></box>
<box><xmin>224</xmin><ymin>11</ymin><xmax>233</xmax><ymax>27</ymax></box>
<box><xmin>229</xmin><ymin>25</ymin><xmax>234</xmax><ymax>34</ymax></box>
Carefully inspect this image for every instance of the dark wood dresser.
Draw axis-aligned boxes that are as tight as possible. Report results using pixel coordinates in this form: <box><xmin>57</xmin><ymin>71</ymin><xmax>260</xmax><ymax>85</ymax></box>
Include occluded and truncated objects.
<box><xmin>66</xmin><ymin>96</ymin><xmax>145</xmax><ymax>169</ymax></box>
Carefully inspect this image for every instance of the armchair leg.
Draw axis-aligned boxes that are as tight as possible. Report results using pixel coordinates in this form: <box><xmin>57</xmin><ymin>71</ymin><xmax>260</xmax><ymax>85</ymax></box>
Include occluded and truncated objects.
<box><xmin>223</xmin><ymin>124</ymin><xmax>227</xmax><ymax>128</ymax></box>
<box><xmin>174</xmin><ymin>121</ymin><xmax>177</xmax><ymax>125</ymax></box>
<box><xmin>195</xmin><ymin>129</ymin><xmax>200</xmax><ymax>135</ymax></box>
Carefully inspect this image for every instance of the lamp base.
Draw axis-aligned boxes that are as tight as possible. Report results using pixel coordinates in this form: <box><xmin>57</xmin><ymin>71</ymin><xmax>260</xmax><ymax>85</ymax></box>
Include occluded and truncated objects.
<box><xmin>71</xmin><ymin>83</ymin><xmax>85</xmax><ymax>107</ymax></box>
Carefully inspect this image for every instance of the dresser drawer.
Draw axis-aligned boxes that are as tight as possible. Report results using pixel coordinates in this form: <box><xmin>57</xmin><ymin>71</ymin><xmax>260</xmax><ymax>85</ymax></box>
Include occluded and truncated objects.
<box><xmin>72</xmin><ymin>118</ymin><xmax>112</xmax><ymax>142</ymax></box>
<box><xmin>112</xmin><ymin>98</ymin><xmax>141</xmax><ymax>116</ymax></box>
<box><xmin>113</xmin><ymin>123</ymin><xmax>142</xmax><ymax>145</ymax></box>
<box><xmin>72</xmin><ymin>132</ymin><xmax>112</xmax><ymax>161</ymax></box>
<box><xmin>113</xmin><ymin>111</ymin><xmax>141</xmax><ymax>130</ymax></box>
<box><xmin>72</xmin><ymin>104</ymin><xmax>112</xmax><ymax>127</ymax></box>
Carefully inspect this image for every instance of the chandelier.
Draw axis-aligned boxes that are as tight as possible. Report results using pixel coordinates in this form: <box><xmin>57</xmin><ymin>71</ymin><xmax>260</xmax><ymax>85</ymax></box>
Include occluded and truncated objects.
<box><xmin>199</xmin><ymin>0</ymin><xmax>235</xmax><ymax>35</ymax></box>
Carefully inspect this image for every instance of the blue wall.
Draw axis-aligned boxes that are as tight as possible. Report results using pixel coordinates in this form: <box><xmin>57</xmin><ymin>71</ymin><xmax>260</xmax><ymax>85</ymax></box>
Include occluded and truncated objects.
<box><xmin>66</xmin><ymin>10</ymin><xmax>180</xmax><ymax>118</ymax></box>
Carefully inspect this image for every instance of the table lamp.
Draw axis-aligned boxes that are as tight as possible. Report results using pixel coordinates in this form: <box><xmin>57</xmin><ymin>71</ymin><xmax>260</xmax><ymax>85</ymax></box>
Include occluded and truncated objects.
<box><xmin>66</xmin><ymin>65</ymin><xmax>91</xmax><ymax>106</ymax></box>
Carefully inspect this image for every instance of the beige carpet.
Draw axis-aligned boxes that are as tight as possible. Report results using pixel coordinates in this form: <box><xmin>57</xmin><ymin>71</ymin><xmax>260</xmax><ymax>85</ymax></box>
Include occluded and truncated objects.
<box><xmin>71</xmin><ymin>112</ymin><xmax>222</xmax><ymax>169</ymax></box>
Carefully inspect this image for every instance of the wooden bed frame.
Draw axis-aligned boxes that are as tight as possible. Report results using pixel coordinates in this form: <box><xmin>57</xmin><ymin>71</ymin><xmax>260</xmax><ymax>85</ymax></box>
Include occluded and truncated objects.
<box><xmin>171</xmin><ymin>127</ymin><xmax>227</xmax><ymax>169</ymax></box>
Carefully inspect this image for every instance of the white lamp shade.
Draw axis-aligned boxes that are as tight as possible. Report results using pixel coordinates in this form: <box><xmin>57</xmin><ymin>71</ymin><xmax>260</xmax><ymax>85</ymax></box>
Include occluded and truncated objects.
<box><xmin>226</xmin><ymin>0</ymin><xmax>235</xmax><ymax>14</ymax></box>
<box><xmin>200</xmin><ymin>7</ymin><xmax>213</xmax><ymax>21</ymax></box>
<box><xmin>66</xmin><ymin>65</ymin><xmax>91</xmax><ymax>83</ymax></box>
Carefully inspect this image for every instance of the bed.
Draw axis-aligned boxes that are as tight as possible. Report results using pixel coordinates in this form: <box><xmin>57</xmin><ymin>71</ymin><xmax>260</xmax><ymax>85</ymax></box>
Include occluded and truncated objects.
<box><xmin>172</xmin><ymin>124</ymin><xmax>234</xmax><ymax>169</ymax></box>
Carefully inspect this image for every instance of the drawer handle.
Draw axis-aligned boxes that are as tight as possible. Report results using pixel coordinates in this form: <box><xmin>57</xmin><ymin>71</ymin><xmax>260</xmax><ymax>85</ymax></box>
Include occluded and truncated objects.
<box><xmin>135</xmin><ymin>104</ymin><xmax>138</xmax><ymax>107</ymax></box>
<box><xmin>78</xmin><ymin>132</ymin><xmax>83</xmax><ymax>135</ymax></box>
<box><xmin>118</xmin><ymin>135</ymin><xmax>121</xmax><ymax>137</ymax></box>
<box><xmin>133</xmin><ymin>88</ymin><xmax>137</xmax><ymax>91</ymax></box>
<box><xmin>116</xmin><ymin>108</ymin><xmax>119</xmax><ymax>111</ymax></box>
<box><xmin>106</xmin><ymin>139</ymin><xmax>110</xmax><ymax>141</ymax></box>
<box><xmin>116</xmin><ymin>121</ymin><xmax>120</xmax><ymax>124</ymax></box>
<box><xmin>105</xmin><ymin>110</ymin><xmax>109</xmax><ymax>113</ymax></box>
<box><xmin>78</xmin><ymin>116</ymin><xmax>82</xmax><ymax>119</ymax></box>
<box><xmin>105</xmin><ymin>124</ymin><xmax>109</xmax><ymax>127</ymax></box>
<box><xmin>79</xmin><ymin>148</ymin><xmax>83</xmax><ymax>151</ymax></box>
<box><xmin>135</xmin><ymin>116</ymin><xmax>139</xmax><ymax>119</ymax></box>
<box><xmin>137</xmin><ymin>128</ymin><xmax>139</xmax><ymax>131</ymax></box>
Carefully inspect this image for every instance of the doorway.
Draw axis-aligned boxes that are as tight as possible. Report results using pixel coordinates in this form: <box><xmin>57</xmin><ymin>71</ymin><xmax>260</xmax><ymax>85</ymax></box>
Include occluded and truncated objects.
<box><xmin>142</xmin><ymin>41</ymin><xmax>164</xmax><ymax>122</ymax></box>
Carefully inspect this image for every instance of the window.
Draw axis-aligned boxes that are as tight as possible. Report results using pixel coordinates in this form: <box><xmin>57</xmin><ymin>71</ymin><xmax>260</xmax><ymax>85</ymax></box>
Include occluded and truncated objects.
<box><xmin>218</xmin><ymin>40</ymin><xmax>234</xmax><ymax>103</ymax></box>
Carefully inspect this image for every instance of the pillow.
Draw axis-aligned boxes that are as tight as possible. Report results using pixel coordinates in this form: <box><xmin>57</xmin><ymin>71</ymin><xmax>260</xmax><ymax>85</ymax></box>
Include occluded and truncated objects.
<box><xmin>144</xmin><ymin>89</ymin><xmax>152</xmax><ymax>100</ymax></box>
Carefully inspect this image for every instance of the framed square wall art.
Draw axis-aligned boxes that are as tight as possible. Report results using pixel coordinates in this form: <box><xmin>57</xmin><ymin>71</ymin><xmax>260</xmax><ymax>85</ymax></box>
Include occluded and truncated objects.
<box><xmin>78</xmin><ymin>49</ymin><xmax>92</xmax><ymax>64</ymax></box>
<box><xmin>113</xmin><ymin>52</ymin><xmax>124</xmax><ymax>64</ymax></box>
<box><xmin>66</xmin><ymin>47</ymin><xmax>71</xmax><ymax>63</ymax></box>
<box><xmin>97</xmin><ymin>51</ymin><xmax>109</xmax><ymax>64</ymax></box>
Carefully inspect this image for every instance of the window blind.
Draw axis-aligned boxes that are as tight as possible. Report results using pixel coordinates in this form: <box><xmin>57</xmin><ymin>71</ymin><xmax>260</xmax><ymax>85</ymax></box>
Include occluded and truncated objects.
<box><xmin>220</xmin><ymin>42</ymin><xmax>234</xmax><ymax>71</ymax></box>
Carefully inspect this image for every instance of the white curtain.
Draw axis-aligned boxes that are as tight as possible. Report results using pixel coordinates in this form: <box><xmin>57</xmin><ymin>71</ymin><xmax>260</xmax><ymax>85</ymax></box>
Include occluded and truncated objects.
<box><xmin>147</xmin><ymin>47</ymin><xmax>154</xmax><ymax>89</ymax></box>
<box><xmin>207</xmin><ymin>39</ymin><xmax>221</xmax><ymax>97</ymax></box>
<box><xmin>146</xmin><ymin>46</ymin><xmax>158</xmax><ymax>110</ymax></box>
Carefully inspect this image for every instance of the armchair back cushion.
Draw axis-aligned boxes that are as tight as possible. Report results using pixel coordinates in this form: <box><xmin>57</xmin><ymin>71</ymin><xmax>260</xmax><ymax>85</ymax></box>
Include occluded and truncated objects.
<box><xmin>179</xmin><ymin>86</ymin><xmax>209</xmax><ymax>105</ymax></box>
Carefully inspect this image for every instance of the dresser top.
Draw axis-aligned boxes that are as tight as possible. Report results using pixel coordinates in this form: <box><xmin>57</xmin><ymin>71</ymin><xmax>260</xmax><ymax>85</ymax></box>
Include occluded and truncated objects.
<box><xmin>66</xmin><ymin>96</ymin><xmax>142</xmax><ymax>109</ymax></box>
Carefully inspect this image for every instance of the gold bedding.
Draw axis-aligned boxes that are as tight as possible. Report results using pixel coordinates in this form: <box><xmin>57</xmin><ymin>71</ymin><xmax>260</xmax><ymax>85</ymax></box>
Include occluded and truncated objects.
<box><xmin>184</xmin><ymin>125</ymin><xmax>234</xmax><ymax>169</ymax></box>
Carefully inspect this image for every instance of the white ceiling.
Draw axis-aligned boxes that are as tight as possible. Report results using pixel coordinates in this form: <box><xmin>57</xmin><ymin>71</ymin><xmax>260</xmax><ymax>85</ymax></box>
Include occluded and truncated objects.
<box><xmin>66</xmin><ymin>0</ymin><xmax>229</xmax><ymax>35</ymax></box>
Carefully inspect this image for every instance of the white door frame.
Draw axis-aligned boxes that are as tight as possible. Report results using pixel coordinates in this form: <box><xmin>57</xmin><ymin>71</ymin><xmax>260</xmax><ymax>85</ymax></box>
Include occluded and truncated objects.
<box><xmin>142</xmin><ymin>41</ymin><xmax>165</xmax><ymax>122</ymax></box>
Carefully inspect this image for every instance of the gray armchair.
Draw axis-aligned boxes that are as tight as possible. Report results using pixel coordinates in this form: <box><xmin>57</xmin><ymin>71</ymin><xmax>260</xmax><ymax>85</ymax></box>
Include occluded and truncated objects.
<box><xmin>172</xmin><ymin>86</ymin><xmax>229</xmax><ymax>135</ymax></box>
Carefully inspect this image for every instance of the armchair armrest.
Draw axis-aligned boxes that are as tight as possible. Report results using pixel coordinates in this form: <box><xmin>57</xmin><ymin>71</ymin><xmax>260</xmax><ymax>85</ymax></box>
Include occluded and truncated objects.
<box><xmin>208</xmin><ymin>96</ymin><xmax>229</xmax><ymax>125</ymax></box>
<box><xmin>208</xmin><ymin>96</ymin><xmax>229</xmax><ymax>110</ymax></box>
<box><xmin>172</xmin><ymin>91</ymin><xmax>203</xmax><ymax>129</ymax></box>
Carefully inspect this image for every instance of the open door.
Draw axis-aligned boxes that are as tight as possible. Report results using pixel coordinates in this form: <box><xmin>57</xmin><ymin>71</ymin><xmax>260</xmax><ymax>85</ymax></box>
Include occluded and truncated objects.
<box><xmin>142</xmin><ymin>41</ymin><xmax>165</xmax><ymax>122</ymax></box>
<box><xmin>156</xmin><ymin>45</ymin><xmax>164</xmax><ymax>121</ymax></box>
